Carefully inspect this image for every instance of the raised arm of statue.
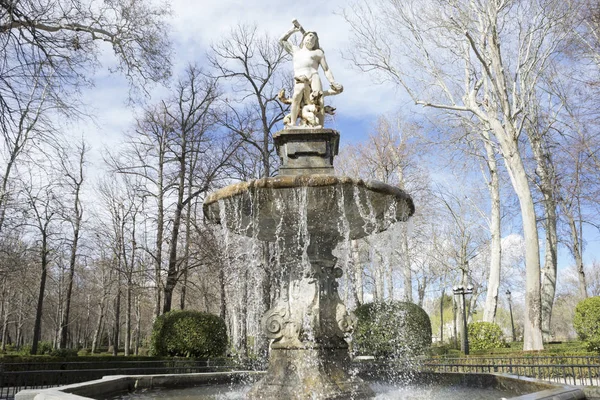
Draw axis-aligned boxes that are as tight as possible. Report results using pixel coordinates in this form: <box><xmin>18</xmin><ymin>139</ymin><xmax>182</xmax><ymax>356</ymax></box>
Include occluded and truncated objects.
<box><xmin>280</xmin><ymin>19</ymin><xmax>307</xmax><ymax>55</ymax></box>
<box><xmin>279</xmin><ymin>26</ymin><xmax>297</xmax><ymax>55</ymax></box>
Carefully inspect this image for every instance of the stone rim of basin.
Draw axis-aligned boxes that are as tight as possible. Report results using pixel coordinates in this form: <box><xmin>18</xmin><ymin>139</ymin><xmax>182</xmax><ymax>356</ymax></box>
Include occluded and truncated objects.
<box><xmin>203</xmin><ymin>174</ymin><xmax>415</xmax><ymax>241</ymax></box>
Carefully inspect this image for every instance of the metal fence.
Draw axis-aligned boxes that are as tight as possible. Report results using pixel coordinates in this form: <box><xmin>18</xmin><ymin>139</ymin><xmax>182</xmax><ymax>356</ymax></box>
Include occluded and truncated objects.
<box><xmin>3</xmin><ymin>356</ymin><xmax>600</xmax><ymax>399</ymax></box>
<box><xmin>0</xmin><ymin>359</ymin><xmax>245</xmax><ymax>399</ymax></box>
<box><xmin>422</xmin><ymin>355</ymin><xmax>600</xmax><ymax>386</ymax></box>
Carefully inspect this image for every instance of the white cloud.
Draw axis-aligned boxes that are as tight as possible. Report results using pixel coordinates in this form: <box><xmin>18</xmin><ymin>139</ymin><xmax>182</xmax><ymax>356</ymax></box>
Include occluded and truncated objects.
<box><xmin>168</xmin><ymin>0</ymin><xmax>411</xmax><ymax>117</ymax></box>
<box><xmin>71</xmin><ymin>0</ymin><xmax>415</xmax><ymax>172</ymax></box>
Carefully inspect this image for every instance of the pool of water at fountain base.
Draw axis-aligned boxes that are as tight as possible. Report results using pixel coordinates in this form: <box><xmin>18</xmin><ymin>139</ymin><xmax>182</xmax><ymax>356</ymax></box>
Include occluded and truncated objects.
<box><xmin>110</xmin><ymin>382</ymin><xmax>519</xmax><ymax>400</ymax></box>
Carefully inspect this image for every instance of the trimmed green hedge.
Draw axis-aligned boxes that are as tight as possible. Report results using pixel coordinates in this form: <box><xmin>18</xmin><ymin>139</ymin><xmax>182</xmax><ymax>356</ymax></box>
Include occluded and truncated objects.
<box><xmin>574</xmin><ymin>296</ymin><xmax>600</xmax><ymax>352</ymax></box>
<box><xmin>150</xmin><ymin>310</ymin><xmax>228</xmax><ymax>358</ymax></box>
<box><xmin>353</xmin><ymin>301</ymin><xmax>432</xmax><ymax>358</ymax></box>
<box><xmin>468</xmin><ymin>321</ymin><xmax>508</xmax><ymax>351</ymax></box>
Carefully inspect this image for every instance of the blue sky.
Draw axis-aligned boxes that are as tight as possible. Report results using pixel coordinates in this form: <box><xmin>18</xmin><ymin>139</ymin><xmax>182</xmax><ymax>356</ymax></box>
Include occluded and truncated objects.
<box><xmin>62</xmin><ymin>0</ymin><xmax>600</xmax><ymax>288</ymax></box>
<box><xmin>68</xmin><ymin>0</ymin><xmax>410</xmax><ymax>154</ymax></box>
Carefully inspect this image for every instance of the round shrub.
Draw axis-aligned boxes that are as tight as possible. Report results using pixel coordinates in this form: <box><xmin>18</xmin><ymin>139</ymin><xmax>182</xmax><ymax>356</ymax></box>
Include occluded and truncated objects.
<box><xmin>574</xmin><ymin>296</ymin><xmax>600</xmax><ymax>340</ymax></box>
<box><xmin>150</xmin><ymin>310</ymin><xmax>228</xmax><ymax>358</ymax></box>
<box><xmin>353</xmin><ymin>301</ymin><xmax>432</xmax><ymax>358</ymax></box>
<box><xmin>35</xmin><ymin>341</ymin><xmax>54</xmax><ymax>355</ymax></box>
<box><xmin>467</xmin><ymin>321</ymin><xmax>507</xmax><ymax>351</ymax></box>
<box><xmin>573</xmin><ymin>296</ymin><xmax>600</xmax><ymax>352</ymax></box>
<box><xmin>50</xmin><ymin>348</ymin><xmax>78</xmax><ymax>357</ymax></box>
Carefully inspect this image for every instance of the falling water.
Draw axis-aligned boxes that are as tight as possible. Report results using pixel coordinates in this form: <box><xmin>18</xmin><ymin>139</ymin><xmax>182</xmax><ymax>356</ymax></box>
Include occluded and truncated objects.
<box><xmin>203</xmin><ymin>175</ymin><xmax>415</xmax><ymax>399</ymax></box>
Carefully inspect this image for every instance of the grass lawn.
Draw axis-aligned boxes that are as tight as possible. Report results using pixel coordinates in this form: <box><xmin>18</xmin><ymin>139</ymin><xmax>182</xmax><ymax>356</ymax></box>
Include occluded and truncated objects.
<box><xmin>431</xmin><ymin>340</ymin><xmax>593</xmax><ymax>358</ymax></box>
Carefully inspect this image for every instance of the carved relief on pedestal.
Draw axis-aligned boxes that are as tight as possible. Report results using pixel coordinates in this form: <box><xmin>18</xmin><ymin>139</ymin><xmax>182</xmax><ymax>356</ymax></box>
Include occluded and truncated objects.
<box><xmin>262</xmin><ymin>302</ymin><xmax>316</xmax><ymax>349</ymax></box>
<box><xmin>319</xmin><ymin>264</ymin><xmax>356</xmax><ymax>342</ymax></box>
<box><xmin>262</xmin><ymin>251</ymin><xmax>357</xmax><ymax>349</ymax></box>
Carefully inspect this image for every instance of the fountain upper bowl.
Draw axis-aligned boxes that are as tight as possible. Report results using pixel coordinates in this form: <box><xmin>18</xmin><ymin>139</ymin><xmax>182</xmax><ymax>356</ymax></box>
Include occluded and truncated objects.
<box><xmin>203</xmin><ymin>175</ymin><xmax>415</xmax><ymax>242</ymax></box>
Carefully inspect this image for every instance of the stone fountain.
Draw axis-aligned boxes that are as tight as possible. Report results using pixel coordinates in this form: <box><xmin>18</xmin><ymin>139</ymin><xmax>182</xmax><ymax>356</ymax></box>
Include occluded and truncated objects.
<box><xmin>14</xmin><ymin>18</ymin><xmax>588</xmax><ymax>400</ymax></box>
<box><xmin>202</xmin><ymin>19</ymin><xmax>415</xmax><ymax>400</ymax></box>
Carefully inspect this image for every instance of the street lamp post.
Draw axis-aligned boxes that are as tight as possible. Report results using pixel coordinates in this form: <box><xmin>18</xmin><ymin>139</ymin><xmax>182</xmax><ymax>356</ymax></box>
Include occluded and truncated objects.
<box><xmin>453</xmin><ymin>284</ymin><xmax>473</xmax><ymax>355</ymax></box>
<box><xmin>506</xmin><ymin>289</ymin><xmax>516</xmax><ymax>342</ymax></box>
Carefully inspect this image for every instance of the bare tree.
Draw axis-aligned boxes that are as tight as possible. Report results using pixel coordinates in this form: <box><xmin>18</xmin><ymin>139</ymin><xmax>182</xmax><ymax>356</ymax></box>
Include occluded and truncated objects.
<box><xmin>208</xmin><ymin>27</ymin><xmax>288</xmax><ymax>359</ymax></box>
<box><xmin>336</xmin><ymin>115</ymin><xmax>428</xmax><ymax>303</ymax></box>
<box><xmin>108</xmin><ymin>105</ymin><xmax>171</xmax><ymax>318</ymax></box>
<box><xmin>109</xmin><ymin>65</ymin><xmax>237</xmax><ymax>315</ymax></box>
<box><xmin>159</xmin><ymin>66</ymin><xmax>235</xmax><ymax>313</ymax></box>
<box><xmin>0</xmin><ymin>65</ymin><xmax>56</xmax><ymax>234</ymax></box>
<box><xmin>0</xmin><ymin>0</ymin><xmax>172</xmax><ymax>109</ymax></box>
<box><xmin>343</xmin><ymin>0</ymin><xmax>578</xmax><ymax>349</ymax></box>
<box><xmin>20</xmin><ymin>170</ymin><xmax>61</xmax><ymax>354</ymax></box>
<box><xmin>525</xmin><ymin>107</ymin><xmax>560</xmax><ymax>340</ymax></box>
<box><xmin>0</xmin><ymin>0</ymin><xmax>172</xmax><ymax>234</ymax></box>
<box><xmin>56</xmin><ymin>140</ymin><xmax>87</xmax><ymax>349</ymax></box>
<box><xmin>479</xmin><ymin>130</ymin><xmax>502</xmax><ymax>323</ymax></box>
<box><xmin>208</xmin><ymin>23</ymin><xmax>287</xmax><ymax>179</ymax></box>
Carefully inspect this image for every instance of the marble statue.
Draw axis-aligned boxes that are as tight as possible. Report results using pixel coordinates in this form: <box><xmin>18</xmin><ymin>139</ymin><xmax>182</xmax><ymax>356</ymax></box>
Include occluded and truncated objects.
<box><xmin>279</xmin><ymin>19</ymin><xmax>343</xmax><ymax>128</ymax></box>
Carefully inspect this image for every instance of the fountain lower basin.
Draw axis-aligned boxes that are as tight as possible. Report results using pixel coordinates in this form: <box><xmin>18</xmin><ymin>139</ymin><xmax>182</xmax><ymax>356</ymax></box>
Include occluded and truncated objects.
<box><xmin>16</xmin><ymin>371</ymin><xmax>588</xmax><ymax>400</ymax></box>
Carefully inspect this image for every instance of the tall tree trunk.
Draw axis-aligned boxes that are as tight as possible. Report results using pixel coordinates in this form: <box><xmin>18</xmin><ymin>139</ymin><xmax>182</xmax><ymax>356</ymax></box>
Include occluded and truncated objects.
<box><xmin>59</xmin><ymin>220</ymin><xmax>81</xmax><ymax>349</ymax></box>
<box><xmin>163</xmin><ymin>134</ymin><xmax>187</xmax><ymax>313</ymax></box>
<box><xmin>59</xmin><ymin>148</ymin><xmax>84</xmax><ymax>349</ymax></box>
<box><xmin>154</xmin><ymin>158</ymin><xmax>165</xmax><ymax>318</ymax></box>
<box><xmin>16</xmin><ymin>291</ymin><xmax>23</xmax><ymax>349</ymax></box>
<box><xmin>528</xmin><ymin>132</ymin><xmax>559</xmax><ymax>341</ymax></box>
<box><xmin>494</xmin><ymin>129</ymin><xmax>543</xmax><ymax>350</ymax></box>
<box><xmin>31</xmin><ymin>233</ymin><xmax>49</xmax><ymax>355</ymax></box>
<box><xmin>540</xmin><ymin>206</ymin><xmax>558</xmax><ymax>341</ymax></box>
<box><xmin>180</xmin><ymin>266</ymin><xmax>188</xmax><ymax>310</ymax></box>
<box><xmin>180</xmin><ymin>195</ymin><xmax>193</xmax><ymax>310</ymax></box>
<box><xmin>125</xmin><ymin>282</ymin><xmax>132</xmax><ymax>356</ymax></box>
<box><xmin>84</xmin><ymin>295</ymin><xmax>91</xmax><ymax>348</ymax></box>
<box><xmin>124</xmin><ymin>211</ymin><xmax>136</xmax><ymax>357</ymax></box>
<box><xmin>112</xmin><ymin>287</ymin><xmax>121</xmax><ymax>356</ymax></box>
<box><xmin>401</xmin><ymin>227</ymin><xmax>413</xmax><ymax>302</ymax></box>
<box><xmin>1</xmin><ymin>287</ymin><xmax>9</xmax><ymax>351</ymax></box>
<box><xmin>135</xmin><ymin>295</ymin><xmax>141</xmax><ymax>355</ymax></box>
<box><xmin>163</xmin><ymin>199</ymin><xmax>183</xmax><ymax>313</ymax></box>
<box><xmin>91</xmin><ymin>299</ymin><xmax>105</xmax><ymax>354</ymax></box>
<box><xmin>484</xmin><ymin>19</ymin><xmax>544</xmax><ymax>348</ymax></box>
<box><xmin>566</xmin><ymin>210</ymin><xmax>587</xmax><ymax>298</ymax></box>
<box><xmin>482</xmin><ymin>134</ymin><xmax>502</xmax><ymax>322</ymax></box>
<box><xmin>439</xmin><ymin>289</ymin><xmax>444</xmax><ymax>344</ymax></box>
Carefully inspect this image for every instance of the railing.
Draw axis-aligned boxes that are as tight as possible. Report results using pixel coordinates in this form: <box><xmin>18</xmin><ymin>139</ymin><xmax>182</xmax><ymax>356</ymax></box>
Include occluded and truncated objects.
<box><xmin>3</xmin><ymin>356</ymin><xmax>600</xmax><ymax>399</ymax></box>
<box><xmin>0</xmin><ymin>358</ymin><xmax>246</xmax><ymax>399</ymax></box>
<box><xmin>422</xmin><ymin>355</ymin><xmax>600</xmax><ymax>386</ymax></box>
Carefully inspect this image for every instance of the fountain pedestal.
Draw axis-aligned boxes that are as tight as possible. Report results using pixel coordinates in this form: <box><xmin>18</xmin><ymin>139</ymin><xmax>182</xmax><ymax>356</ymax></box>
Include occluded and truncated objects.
<box><xmin>274</xmin><ymin>128</ymin><xmax>339</xmax><ymax>176</ymax></box>
<box><xmin>248</xmin><ymin>237</ymin><xmax>373</xmax><ymax>399</ymax></box>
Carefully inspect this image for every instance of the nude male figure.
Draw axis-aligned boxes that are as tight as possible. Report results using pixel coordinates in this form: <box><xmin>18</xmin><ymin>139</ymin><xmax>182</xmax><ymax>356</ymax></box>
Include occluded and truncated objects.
<box><xmin>280</xmin><ymin>20</ymin><xmax>343</xmax><ymax>127</ymax></box>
